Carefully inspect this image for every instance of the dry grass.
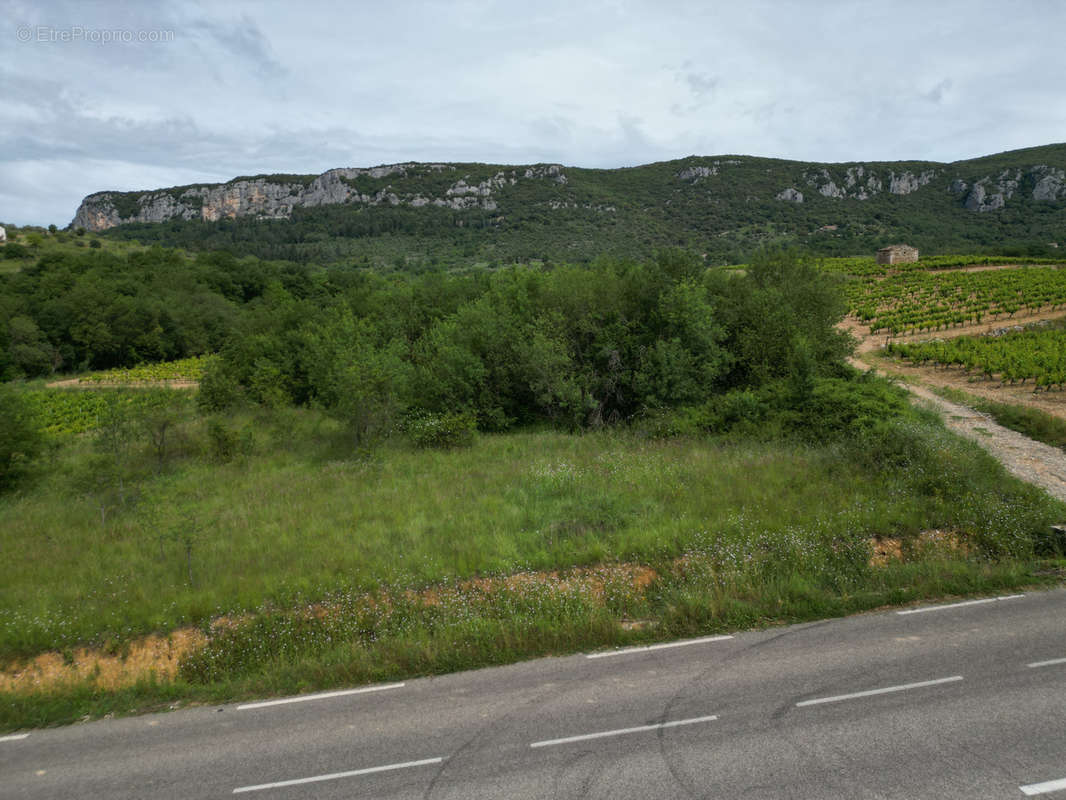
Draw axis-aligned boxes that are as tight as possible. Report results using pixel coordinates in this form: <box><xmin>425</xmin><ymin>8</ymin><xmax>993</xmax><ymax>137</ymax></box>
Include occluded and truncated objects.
<box><xmin>0</xmin><ymin>629</ymin><xmax>206</xmax><ymax>693</ymax></box>
<box><xmin>868</xmin><ymin>530</ymin><xmax>970</xmax><ymax>568</ymax></box>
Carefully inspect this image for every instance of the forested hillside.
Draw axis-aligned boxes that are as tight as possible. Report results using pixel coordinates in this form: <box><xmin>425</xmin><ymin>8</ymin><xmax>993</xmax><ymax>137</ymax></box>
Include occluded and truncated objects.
<box><xmin>74</xmin><ymin>144</ymin><xmax>1066</xmax><ymax>267</ymax></box>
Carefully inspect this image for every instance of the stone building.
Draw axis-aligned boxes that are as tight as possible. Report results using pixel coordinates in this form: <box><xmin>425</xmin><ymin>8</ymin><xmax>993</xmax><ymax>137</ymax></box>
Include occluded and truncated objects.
<box><xmin>0</xmin><ymin>226</ymin><xmax>6</xmax><ymax>244</ymax></box>
<box><xmin>876</xmin><ymin>244</ymin><xmax>918</xmax><ymax>265</ymax></box>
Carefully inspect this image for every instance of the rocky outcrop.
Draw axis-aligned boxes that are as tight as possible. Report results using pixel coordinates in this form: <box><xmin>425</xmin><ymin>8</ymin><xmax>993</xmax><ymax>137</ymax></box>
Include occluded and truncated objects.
<box><xmin>795</xmin><ymin>167</ymin><xmax>935</xmax><ymax>202</ymax></box>
<box><xmin>964</xmin><ymin>182</ymin><xmax>1002</xmax><ymax>212</ymax></box>
<box><xmin>957</xmin><ymin>166</ymin><xmax>1066</xmax><ymax>211</ymax></box>
<box><xmin>963</xmin><ymin>170</ymin><xmax>1021</xmax><ymax>212</ymax></box>
<box><xmin>70</xmin><ymin>163</ymin><xmax>570</xmax><ymax>231</ymax></box>
<box><xmin>675</xmin><ymin>159</ymin><xmax>741</xmax><ymax>182</ymax></box>
<box><xmin>819</xmin><ymin>181</ymin><xmax>845</xmax><ymax>199</ymax></box>
<box><xmin>677</xmin><ymin>165</ymin><xmax>718</xmax><ymax>181</ymax></box>
<box><xmin>888</xmin><ymin>170</ymin><xmax>935</xmax><ymax>195</ymax></box>
<box><xmin>1031</xmin><ymin>165</ymin><xmax>1066</xmax><ymax>201</ymax></box>
<box><xmin>844</xmin><ymin>166</ymin><xmax>882</xmax><ymax>200</ymax></box>
<box><xmin>775</xmin><ymin>188</ymin><xmax>804</xmax><ymax>203</ymax></box>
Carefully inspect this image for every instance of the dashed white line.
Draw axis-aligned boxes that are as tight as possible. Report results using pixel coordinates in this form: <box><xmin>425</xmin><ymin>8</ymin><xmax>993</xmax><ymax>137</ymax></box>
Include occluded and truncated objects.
<box><xmin>897</xmin><ymin>594</ymin><xmax>1024</xmax><ymax>615</ymax></box>
<box><xmin>236</xmin><ymin>682</ymin><xmax>404</xmax><ymax>710</ymax></box>
<box><xmin>232</xmin><ymin>757</ymin><xmax>443</xmax><ymax>793</ymax></box>
<box><xmin>0</xmin><ymin>733</ymin><xmax>30</xmax><ymax>742</ymax></box>
<box><xmin>1021</xmin><ymin>776</ymin><xmax>1066</xmax><ymax>795</ymax></box>
<box><xmin>530</xmin><ymin>714</ymin><xmax>719</xmax><ymax>748</ymax></box>
<box><xmin>586</xmin><ymin>635</ymin><xmax>733</xmax><ymax>659</ymax></box>
<box><xmin>1028</xmin><ymin>658</ymin><xmax>1066</xmax><ymax>669</ymax></box>
<box><xmin>796</xmin><ymin>675</ymin><xmax>963</xmax><ymax>707</ymax></box>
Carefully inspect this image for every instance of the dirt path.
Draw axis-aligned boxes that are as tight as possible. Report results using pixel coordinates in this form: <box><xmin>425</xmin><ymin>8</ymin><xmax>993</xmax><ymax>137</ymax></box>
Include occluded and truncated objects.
<box><xmin>45</xmin><ymin>378</ymin><xmax>199</xmax><ymax>389</ymax></box>
<box><xmin>863</xmin><ymin>353</ymin><xmax>1066</xmax><ymax>421</ymax></box>
<box><xmin>850</xmin><ymin>344</ymin><xmax>1066</xmax><ymax>504</ymax></box>
<box><xmin>903</xmin><ymin>381</ymin><xmax>1066</xmax><ymax>503</ymax></box>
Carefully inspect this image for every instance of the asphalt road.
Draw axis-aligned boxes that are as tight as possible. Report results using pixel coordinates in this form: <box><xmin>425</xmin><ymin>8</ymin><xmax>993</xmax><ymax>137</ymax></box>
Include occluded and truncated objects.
<box><xmin>3</xmin><ymin>589</ymin><xmax>1065</xmax><ymax>799</ymax></box>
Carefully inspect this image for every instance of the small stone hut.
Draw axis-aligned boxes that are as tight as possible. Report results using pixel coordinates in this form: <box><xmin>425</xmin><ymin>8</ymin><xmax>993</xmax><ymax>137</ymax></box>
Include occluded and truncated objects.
<box><xmin>876</xmin><ymin>244</ymin><xmax>919</xmax><ymax>265</ymax></box>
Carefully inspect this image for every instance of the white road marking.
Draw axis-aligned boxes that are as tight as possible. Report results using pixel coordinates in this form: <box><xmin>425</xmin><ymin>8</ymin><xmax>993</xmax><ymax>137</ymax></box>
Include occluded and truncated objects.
<box><xmin>530</xmin><ymin>714</ymin><xmax>719</xmax><ymax>748</ymax></box>
<box><xmin>1028</xmin><ymin>658</ymin><xmax>1066</xmax><ymax>669</ymax></box>
<box><xmin>586</xmin><ymin>635</ymin><xmax>733</xmax><ymax>659</ymax></box>
<box><xmin>236</xmin><ymin>682</ymin><xmax>404</xmax><ymax>710</ymax></box>
<box><xmin>0</xmin><ymin>733</ymin><xmax>30</xmax><ymax>742</ymax></box>
<box><xmin>796</xmin><ymin>675</ymin><xmax>963</xmax><ymax>707</ymax></box>
<box><xmin>897</xmin><ymin>594</ymin><xmax>1024</xmax><ymax>615</ymax></box>
<box><xmin>1021</xmin><ymin>776</ymin><xmax>1066</xmax><ymax>795</ymax></box>
<box><xmin>232</xmin><ymin>757</ymin><xmax>443</xmax><ymax>793</ymax></box>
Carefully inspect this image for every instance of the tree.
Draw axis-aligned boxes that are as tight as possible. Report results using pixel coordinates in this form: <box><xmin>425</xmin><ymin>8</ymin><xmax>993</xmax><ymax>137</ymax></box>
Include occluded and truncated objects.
<box><xmin>722</xmin><ymin>247</ymin><xmax>852</xmax><ymax>388</ymax></box>
<box><xmin>0</xmin><ymin>386</ymin><xmax>43</xmax><ymax>491</ymax></box>
<box><xmin>8</xmin><ymin>316</ymin><xmax>56</xmax><ymax>377</ymax></box>
<box><xmin>300</xmin><ymin>306</ymin><xmax>412</xmax><ymax>446</ymax></box>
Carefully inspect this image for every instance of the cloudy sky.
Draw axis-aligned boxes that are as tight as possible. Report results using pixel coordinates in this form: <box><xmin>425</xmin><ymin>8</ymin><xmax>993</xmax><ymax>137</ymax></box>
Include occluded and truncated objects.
<box><xmin>3</xmin><ymin>0</ymin><xmax>1064</xmax><ymax>226</ymax></box>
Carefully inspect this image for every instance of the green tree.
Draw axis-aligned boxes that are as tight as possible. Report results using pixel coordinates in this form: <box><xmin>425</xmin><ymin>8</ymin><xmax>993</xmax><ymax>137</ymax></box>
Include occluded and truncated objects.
<box><xmin>300</xmin><ymin>306</ymin><xmax>412</xmax><ymax>446</ymax></box>
<box><xmin>0</xmin><ymin>386</ymin><xmax>43</xmax><ymax>491</ymax></box>
<box><xmin>723</xmin><ymin>247</ymin><xmax>852</xmax><ymax>387</ymax></box>
<box><xmin>8</xmin><ymin>316</ymin><xmax>56</xmax><ymax>377</ymax></box>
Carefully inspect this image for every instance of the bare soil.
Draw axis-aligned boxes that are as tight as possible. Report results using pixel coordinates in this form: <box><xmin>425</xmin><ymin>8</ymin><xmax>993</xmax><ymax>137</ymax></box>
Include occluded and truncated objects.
<box><xmin>45</xmin><ymin>378</ymin><xmax>199</xmax><ymax>390</ymax></box>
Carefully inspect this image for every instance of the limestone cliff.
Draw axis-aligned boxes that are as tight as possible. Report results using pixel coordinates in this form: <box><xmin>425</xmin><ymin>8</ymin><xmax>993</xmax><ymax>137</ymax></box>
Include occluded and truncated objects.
<box><xmin>68</xmin><ymin>149</ymin><xmax>1066</xmax><ymax>233</ymax></box>
<box><xmin>70</xmin><ymin>163</ymin><xmax>569</xmax><ymax>232</ymax></box>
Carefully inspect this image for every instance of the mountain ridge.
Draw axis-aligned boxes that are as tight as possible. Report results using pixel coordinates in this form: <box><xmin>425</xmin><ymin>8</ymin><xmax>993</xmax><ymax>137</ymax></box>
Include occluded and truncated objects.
<box><xmin>74</xmin><ymin>145</ymin><xmax>1066</xmax><ymax>264</ymax></box>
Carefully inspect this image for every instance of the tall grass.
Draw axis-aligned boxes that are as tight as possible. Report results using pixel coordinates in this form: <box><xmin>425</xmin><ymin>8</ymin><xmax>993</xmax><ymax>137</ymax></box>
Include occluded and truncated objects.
<box><xmin>1</xmin><ymin>407</ymin><xmax>1061</xmax><ymax>662</ymax></box>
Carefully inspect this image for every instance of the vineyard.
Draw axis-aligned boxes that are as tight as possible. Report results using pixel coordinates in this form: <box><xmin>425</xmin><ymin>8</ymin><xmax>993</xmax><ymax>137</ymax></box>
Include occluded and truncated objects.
<box><xmin>723</xmin><ymin>254</ymin><xmax>1066</xmax><ymax>278</ymax></box>
<box><xmin>819</xmin><ymin>254</ymin><xmax>1066</xmax><ymax>278</ymax></box>
<box><xmin>74</xmin><ymin>355</ymin><xmax>211</xmax><ymax>385</ymax></box>
<box><xmin>22</xmin><ymin>388</ymin><xmax>192</xmax><ymax>436</ymax></box>
<box><xmin>846</xmin><ymin>266</ymin><xmax>1066</xmax><ymax>336</ymax></box>
<box><xmin>886</xmin><ymin>327</ymin><xmax>1066</xmax><ymax>391</ymax></box>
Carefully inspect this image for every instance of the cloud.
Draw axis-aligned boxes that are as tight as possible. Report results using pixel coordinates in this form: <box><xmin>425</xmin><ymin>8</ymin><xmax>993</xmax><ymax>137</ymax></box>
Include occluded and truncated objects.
<box><xmin>684</xmin><ymin>70</ymin><xmax>718</xmax><ymax>99</ymax></box>
<box><xmin>2</xmin><ymin>0</ymin><xmax>1066</xmax><ymax>224</ymax></box>
<box><xmin>187</xmin><ymin>12</ymin><xmax>287</xmax><ymax>80</ymax></box>
<box><xmin>924</xmin><ymin>79</ymin><xmax>953</xmax><ymax>105</ymax></box>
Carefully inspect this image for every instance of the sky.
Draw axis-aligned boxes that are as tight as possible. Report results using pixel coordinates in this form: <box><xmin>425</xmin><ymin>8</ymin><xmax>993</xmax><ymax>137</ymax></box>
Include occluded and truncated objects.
<box><xmin>3</xmin><ymin>0</ymin><xmax>1065</xmax><ymax>226</ymax></box>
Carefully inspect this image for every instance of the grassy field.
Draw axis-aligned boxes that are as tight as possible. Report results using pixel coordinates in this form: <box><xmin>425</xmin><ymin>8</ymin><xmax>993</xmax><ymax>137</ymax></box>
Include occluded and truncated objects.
<box><xmin>3</xmin><ymin>399</ymin><xmax>1065</xmax><ymax>729</ymax></box>
<box><xmin>5</xmin><ymin>250</ymin><xmax>1066</xmax><ymax>731</ymax></box>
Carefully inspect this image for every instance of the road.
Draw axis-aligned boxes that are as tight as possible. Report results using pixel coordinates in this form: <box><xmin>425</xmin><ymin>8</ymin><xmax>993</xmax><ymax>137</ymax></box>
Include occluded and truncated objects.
<box><xmin>3</xmin><ymin>589</ymin><xmax>1065</xmax><ymax>799</ymax></box>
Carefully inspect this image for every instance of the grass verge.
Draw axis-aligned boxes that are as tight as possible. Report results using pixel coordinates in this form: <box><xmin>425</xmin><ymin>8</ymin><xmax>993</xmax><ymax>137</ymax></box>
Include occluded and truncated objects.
<box><xmin>4</xmin><ymin>556</ymin><xmax>1063</xmax><ymax>732</ymax></box>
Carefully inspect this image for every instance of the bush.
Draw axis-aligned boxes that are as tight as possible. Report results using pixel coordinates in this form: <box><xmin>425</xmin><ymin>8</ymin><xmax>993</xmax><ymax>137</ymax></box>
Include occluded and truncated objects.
<box><xmin>197</xmin><ymin>360</ymin><xmax>243</xmax><ymax>412</ymax></box>
<box><xmin>792</xmin><ymin>375</ymin><xmax>914</xmax><ymax>440</ymax></box>
<box><xmin>406</xmin><ymin>411</ymin><xmax>477</xmax><ymax>448</ymax></box>
<box><xmin>205</xmin><ymin>418</ymin><xmax>251</xmax><ymax>463</ymax></box>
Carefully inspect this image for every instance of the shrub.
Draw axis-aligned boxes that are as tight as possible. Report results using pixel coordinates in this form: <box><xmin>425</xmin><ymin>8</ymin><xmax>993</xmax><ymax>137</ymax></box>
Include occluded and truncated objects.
<box><xmin>406</xmin><ymin>411</ymin><xmax>477</xmax><ymax>449</ymax></box>
<box><xmin>205</xmin><ymin>418</ymin><xmax>251</xmax><ymax>463</ymax></box>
